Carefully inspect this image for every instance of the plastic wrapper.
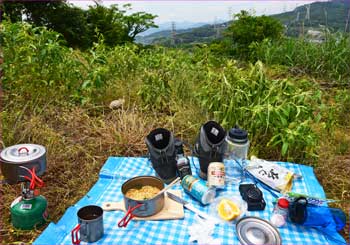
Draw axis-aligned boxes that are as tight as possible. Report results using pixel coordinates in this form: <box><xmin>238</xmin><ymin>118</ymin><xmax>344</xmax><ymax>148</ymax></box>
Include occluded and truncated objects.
<box><xmin>246</xmin><ymin>156</ymin><xmax>295</xmax><ymax>193</ymax></box>
<box><xmin>208</xmin><ymin>195</ymin><xmax>247</xmax><ymax>224</ymax></box>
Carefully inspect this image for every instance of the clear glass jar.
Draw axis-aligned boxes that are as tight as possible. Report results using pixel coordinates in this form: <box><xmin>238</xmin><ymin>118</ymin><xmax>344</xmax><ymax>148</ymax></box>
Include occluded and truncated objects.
<box><xmin>270</xmin><ymin>198</ymin><xmax>289</xmax><ymax>227</ymax></box>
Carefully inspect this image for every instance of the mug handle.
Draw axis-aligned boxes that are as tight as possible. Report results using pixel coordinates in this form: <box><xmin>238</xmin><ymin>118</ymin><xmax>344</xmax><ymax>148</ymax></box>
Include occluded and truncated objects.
<box><xmin>118</xmin><ymin>203</ymin><xmax>143</xmax><ymax>228</ymax></box>
<box><xmin>71</xmin><ymin>224</ymin><xmax>81</xmax><ymax>245</ymax></box>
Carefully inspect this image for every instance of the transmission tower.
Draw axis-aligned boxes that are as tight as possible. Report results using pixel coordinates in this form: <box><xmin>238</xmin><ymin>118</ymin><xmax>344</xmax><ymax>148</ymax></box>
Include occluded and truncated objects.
<box><xmin>324</xmin><ymin>8</ymin><xmax>328</xmax><ymax>28</ymax></box>
<box><xmin>214</xmin><ymin>17</ymin><xmax>220</xmax><ymax>38</ymax></box>
<box><xmin>345</xmin><ymin>8</ymin><xmax>350</xmax><ymax>33</ymax></box>
<box><xmin>228</xmin><ymin>7</ymin><xmax>233</xmax><ymax>21</ymax></box>
<box><xmin>305</xmin><ymin>5</ymin><xmax>310</xmax><ymax>20</ymax></box>
<box><xmin>171</xmin><ymin>21</ymin><xmax>176</xmax><ymax>46</ymax></box>
<box><xmin>305</xmin><ymin>5</ymin><xmax>311</xmax><ymax>22</ymax></box>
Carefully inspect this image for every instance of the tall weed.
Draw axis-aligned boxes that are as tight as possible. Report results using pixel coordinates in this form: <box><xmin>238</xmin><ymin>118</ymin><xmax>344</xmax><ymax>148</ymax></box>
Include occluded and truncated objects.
<box><xmin>250</xmin><ymin>34</ymin><xmax>350</xmax><ymax>84</ymax></box>
<box><xmin>197</xmin><ymin>60</ymin><xmax>322</xmax><ymax>160</ymax></box>
<box><xmin>2</xmin><ymin>21</ymin><xmax>326</xmax><ymax>161</ymax></box>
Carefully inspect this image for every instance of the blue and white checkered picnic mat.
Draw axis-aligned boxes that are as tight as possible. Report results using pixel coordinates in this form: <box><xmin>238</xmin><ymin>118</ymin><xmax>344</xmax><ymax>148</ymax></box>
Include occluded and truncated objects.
<box><xmin>34</xmin><ymin>157</ymin><xmax>346</xmax><ymax>245</ymax></box>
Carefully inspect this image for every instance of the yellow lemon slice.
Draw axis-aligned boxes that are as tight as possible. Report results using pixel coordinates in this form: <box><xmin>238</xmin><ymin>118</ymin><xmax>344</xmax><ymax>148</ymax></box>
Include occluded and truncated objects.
<box><xmin>217</xmin><ymin>198</ymin><xmax>241</xmax><ymax>221</ymax></box>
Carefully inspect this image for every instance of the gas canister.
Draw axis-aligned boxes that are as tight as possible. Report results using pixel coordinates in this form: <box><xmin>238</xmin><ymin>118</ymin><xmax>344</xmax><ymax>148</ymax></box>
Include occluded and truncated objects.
<box><xmin>10</xmin><ymin>195</ymin><xmax>48</xmax><ymax>230</ymax></box>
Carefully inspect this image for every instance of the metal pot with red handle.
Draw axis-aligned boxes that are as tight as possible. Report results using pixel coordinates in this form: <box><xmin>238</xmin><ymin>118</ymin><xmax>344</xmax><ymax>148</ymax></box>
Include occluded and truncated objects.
<box><xmin>118</xmin><ymin>176</ymin><xmax>165</xmax><ymax>227</ymax></box>
<box><xmin>0</xmin><ymin>144</ymin><xmax>46</xmax><ymax>184</ymax></box>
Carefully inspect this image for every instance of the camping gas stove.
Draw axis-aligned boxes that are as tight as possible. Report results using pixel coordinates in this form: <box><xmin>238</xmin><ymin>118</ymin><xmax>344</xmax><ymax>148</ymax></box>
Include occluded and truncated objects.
<box><xmin>1</xmin><ymin>144</ymin><xmax>48</xmax><ymax>230</ymax></box>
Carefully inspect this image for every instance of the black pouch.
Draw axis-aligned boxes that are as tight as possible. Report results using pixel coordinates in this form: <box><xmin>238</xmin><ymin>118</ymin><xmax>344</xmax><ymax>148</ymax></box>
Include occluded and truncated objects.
<box><xmin>288</xmin><ymin>197</ymin><xmax>307</xmax><ymax>224</ymax></box>
<box><xmin>239</xmin><ymin>184</ymin><xmax>266</xmax><ymax>211</ymax></box>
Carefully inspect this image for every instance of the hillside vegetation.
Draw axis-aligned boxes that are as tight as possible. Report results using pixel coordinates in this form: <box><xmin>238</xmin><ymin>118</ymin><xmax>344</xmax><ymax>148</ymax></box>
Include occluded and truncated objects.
<box><xmin>1</xmin><ymin>7</ymin><xmax>350</xmax><ymax>244</ymax></box>
<box><xmin>143</xmin><ymin>0</ymin><xmax>350</xmax><ymax>45</ymax></box>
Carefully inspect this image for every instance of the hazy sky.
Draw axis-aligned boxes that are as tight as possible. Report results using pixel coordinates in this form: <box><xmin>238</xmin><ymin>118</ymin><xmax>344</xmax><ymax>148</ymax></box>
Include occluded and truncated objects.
<box><xmin>70</xmin><ymin>1</ymin><xmax>319</xmax><ymax>24</ymax></box>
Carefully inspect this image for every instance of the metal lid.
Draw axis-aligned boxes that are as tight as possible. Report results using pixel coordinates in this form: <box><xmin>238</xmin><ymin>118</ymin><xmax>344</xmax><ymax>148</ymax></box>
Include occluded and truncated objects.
<box><xmin>236</xmin><ymin>216</ymin><xmax>282</xmax><ymax>245</ymax></box>
<box><xmin>0</xmin><ymin>144</ymin><xmax>46</xmax><ymax>163</ymax></box>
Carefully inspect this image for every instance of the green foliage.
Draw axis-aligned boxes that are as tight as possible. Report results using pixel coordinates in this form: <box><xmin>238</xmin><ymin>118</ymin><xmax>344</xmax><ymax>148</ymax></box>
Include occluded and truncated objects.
<box><xmin>1</xmin><ymin>21</ymin><xmax>108</xmax><ymax>105</ymax></box>
<box><xmin>136</xmin><ymin>47</ymin><xmax>207</xmax><ymax>111</ymax></box>
<box><xmin>86</xmin><ymin>4</ymin><xmax>157</xmax><ymax>46</ymax></box>
<box><xmin>141</xmin><ymin>1</ymin><xmax>349</xmax><ymax>46</ymax></box>
<box><xmin>334</xmin><ymin>89</ymin><xmax>350</xmax><ymax>127</ymax></box>
<box><xmin>2</xmin><ymin>2</ymin><xmax>157</xmax><ymax>49</ymax></box>
<box><xmin>1</xmin><ymin>21</ymin><xmax>330</xmax><ymax>161</ymax></box>
<box><xmin>225</xmin><ymin>11</ymin><xmax>284</xmax><ymax>55</ymax></box>
<box><xmin>2</xmin><ymin>1</ymin><xmax>90</xmax><ymax>49</ymax></box>
<box><xmin>250</xmin><ymin>34</ymin><xmax>350</xmax><ymax>83</ymax></box>
<box><xmin>197</xmin><ymin>60</ymin><xmax>321</xmax><ymax>160</ymax></box>
<box><xmin>273</xmin><ymin>1</ymin><xmax>350</xmax><ymax>36</ymax></box>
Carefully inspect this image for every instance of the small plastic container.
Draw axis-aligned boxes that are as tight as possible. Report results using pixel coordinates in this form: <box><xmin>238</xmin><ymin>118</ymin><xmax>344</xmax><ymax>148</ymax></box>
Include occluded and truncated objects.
<box><xmin>270</xmin><ymin>198</ymin><xmax>289</xmax><ymax>227</ymax></box>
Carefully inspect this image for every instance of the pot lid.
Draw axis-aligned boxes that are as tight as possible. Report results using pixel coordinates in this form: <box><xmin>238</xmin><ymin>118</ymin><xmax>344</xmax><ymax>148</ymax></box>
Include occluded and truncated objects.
<box><xmin>236</xmin><ymin>216</ymin><xmax>282</xmax><ymax>245</ymax></box>
<box><xmin>0</xmin><ymin>144</ymin><xmax>46</xmax><ymax>163</ymax></box>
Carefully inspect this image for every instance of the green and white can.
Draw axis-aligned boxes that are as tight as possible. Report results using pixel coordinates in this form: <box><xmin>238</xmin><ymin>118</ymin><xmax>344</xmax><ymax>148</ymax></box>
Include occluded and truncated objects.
<box><xmin>181</xmin><ymin>175</ymin><xmax>216</xmax><ymax>205</ymax></box>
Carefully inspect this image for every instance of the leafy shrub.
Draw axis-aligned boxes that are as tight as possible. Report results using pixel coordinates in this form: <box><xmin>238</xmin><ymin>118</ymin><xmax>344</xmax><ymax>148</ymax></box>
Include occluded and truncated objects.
<box><xmin>249</xmin><ymin>34</ymin><xmax>350</xmax><ymax>83</ymax></box>
<box><xmin>2</xmin><ymin>21</ymin><xmax>325</xmax><ymax>161</ymax></box>
<box><xmin>1</xmin><ymin>22</ymin><xmax>84</xmax><ymax>104</ymax></box>
<box><xmin>197</xmin><ymin>60</ymin><xmax>322</xmax><ymax>160</ymax></box>
<box><xmin>3</xmin><ymin>2</ymin><xmax>157</xmax><ymax>49</ymax></box>
<box><xmin>225</xmin><ymin>11</ymin><xmax>284</xmax><ymax>56</ymax></box>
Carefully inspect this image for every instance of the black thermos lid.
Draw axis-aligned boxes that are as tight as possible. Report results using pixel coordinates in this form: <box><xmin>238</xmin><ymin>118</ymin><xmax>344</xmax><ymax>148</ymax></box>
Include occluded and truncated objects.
<box><xmin>175</xmin><ymin>140</ymin><xmax>184</xmax><ymax>155</ymax></box>
<box><xmin>228</xmin><ymin>126</ymin><xmax>248</xmax><ymax>143</ymax></box>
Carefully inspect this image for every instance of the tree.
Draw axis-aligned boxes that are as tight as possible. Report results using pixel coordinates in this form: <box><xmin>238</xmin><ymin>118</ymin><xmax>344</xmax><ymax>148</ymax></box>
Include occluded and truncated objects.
<box><xmin>2</xmin><ymin>1</ymin><xmax>90</xmax><ymax>48</ymax></box>
<box><xmin>2</xmin><ymin>2</ymin><xmax>157</xmax><ymax>48</ymax></box>
<box><xmin>122</xmin><ymin>8</ymin><xmax>158</xmax><ymax>41</ymax></box>
<box><xmin>86</xmin><ymin>4</ymin><xmax>157</xmax><ymax>45</ymax></box>
<box><xmin>226</xmin><ymin>11</ymin><xmax>284</xmax><ymax>49</ymax></box>
<box><xmin>86</xmin><ymin>4</ymin><xmax>127</xmax><ymax>46</ymax></box>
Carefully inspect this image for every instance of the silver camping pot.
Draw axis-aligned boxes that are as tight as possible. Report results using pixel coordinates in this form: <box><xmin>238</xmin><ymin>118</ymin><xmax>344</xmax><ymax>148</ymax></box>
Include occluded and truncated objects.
<box><xmin>0</xmin><ymin>144</ymin><xmax>46</xmax><ymax>184</ymax></box>
<box><xmin>118</xmin><ymin>176</ymin><xmax>165</xmax><ymax>227</ymax></box>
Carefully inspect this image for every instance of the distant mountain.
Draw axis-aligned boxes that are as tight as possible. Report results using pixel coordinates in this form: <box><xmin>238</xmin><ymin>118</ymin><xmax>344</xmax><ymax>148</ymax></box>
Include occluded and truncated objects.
<box><xmin>140</xmin><ymin>0</ymin><xmax>350</xmax><ymax>46</ymax></box>
<box><xmin>136</xmin><ymin>20</ymin><xmax>227</xmax><ymax>44</ymax></box>
<box><xmin>272</xmin><ymin>0</ymin><xmax>350</xmax><ymax>36</ymax></box>
<box><xmin>139</xmin><ymin>21</ymin><xmax>211</xmax><ymax>36</ymax></box>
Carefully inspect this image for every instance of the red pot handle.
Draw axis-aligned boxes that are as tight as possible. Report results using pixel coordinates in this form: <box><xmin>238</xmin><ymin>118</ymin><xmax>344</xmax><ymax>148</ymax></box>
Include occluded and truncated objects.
<box><xmin>71</xmin><ymin>224</ymin><xmax>81</xmax><ymax>245</ymax></box>
<box><xmin>18</xmin><ymin>147</ymin><xmax>29</xmax><ymax>155</ymax></box>
<box><xmin>118</xmin><ymin>203</ymin><xmax>143</xmax><ymax>228</ymax></box>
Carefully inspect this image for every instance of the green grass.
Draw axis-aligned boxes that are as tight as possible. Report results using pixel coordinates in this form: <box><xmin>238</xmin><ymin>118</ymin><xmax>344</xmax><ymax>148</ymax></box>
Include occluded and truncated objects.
<box><xmin>1</xmin><ymin>21</ymin><xmax>349</xmax><ymax>243</ymax></box>
<box><xmin>249</xmin><ymin>34</ymin><xmax>350</xmax><ymax>84</ymax></box>
<box><xmin>1</xmin><ymin>21</ymin><xmax>326</xmax><ymax>160</ymax></box>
